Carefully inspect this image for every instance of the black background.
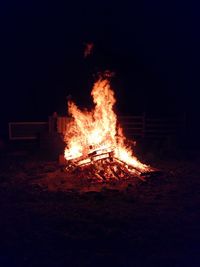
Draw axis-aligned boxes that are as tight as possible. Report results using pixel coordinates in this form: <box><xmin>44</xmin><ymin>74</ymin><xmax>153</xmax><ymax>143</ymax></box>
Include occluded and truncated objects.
<box><xmin>0</xmin><ymin>0</ymin><xmax>200</xmax><ymax>136</ymax></box>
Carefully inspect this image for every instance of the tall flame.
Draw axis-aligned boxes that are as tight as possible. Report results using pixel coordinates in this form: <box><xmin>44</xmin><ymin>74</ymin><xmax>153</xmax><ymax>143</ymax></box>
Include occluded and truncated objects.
<box><xmin>64</xmin><ymin>77</ymin><xmax>150</xmax><ymax>173</ymax></box>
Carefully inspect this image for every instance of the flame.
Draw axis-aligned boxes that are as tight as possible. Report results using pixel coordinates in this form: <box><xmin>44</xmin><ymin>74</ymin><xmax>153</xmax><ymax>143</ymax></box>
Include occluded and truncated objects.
<box><xmin>64</xmin><ymin>77</ymin><xmax>150</xmax><ymax>174</ymax></box>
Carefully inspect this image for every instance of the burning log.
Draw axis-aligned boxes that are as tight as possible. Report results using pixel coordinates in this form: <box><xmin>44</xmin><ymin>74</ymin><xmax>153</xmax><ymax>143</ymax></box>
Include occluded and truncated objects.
<box><xmin>65</xmin><ymin>145</ymin><xmax>157</xmax><ymax>182</ymax></box>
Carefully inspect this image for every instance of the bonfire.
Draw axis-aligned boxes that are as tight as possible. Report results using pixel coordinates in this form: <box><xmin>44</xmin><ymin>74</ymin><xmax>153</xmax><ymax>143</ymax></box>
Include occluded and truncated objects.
<box><xmin>64</xmin><ymin>74</ymin><xmax>154</xmax><ymax>181</ymax></box>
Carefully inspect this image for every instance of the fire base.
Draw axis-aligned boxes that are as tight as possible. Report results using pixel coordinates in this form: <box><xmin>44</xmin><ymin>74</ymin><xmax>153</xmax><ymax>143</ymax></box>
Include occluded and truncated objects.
<box><xmin>65</xmin><ymin>152</ymin><xmax>159</xmax><ymax>182</ymax></box>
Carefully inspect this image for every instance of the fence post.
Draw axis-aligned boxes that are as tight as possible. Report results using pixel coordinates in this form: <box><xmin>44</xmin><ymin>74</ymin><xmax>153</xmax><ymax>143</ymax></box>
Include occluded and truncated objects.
<box><xmin>8</xmin><ymin>123</ymin><xmax>12</xmax><ymax>140</ymax></box>
<box><xmin>183</xmin><ymin>112</ymin><xmax>187</xmax><ymax>134</ymax></box>
<box><xmin>48</xmin><ymin>112</ymin><xmax>58</xmax><ymax>133</ymax></box>
<box><xmin>182</xmin><ymin>112</ymin><xmax>187</xmax><ymax>141</ymax></box>
<box><xmin>142</xmin><ymin>112</ymin><xmax>146</xmax><ymax>138</ymax></box>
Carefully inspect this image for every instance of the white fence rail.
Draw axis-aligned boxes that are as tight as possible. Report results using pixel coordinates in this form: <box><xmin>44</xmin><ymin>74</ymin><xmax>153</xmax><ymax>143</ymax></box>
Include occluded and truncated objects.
<box><xmin>8</xmin><ymin>122</ymin><xmax>48</xmax><ymax>140</ymax></box>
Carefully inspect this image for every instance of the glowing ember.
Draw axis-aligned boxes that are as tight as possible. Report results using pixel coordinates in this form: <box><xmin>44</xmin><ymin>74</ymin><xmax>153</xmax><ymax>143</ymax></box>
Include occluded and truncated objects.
<box><xmin>64</xmin><ymin>76</ymin><xmax>152</xmax><ymax>180</ymax></box>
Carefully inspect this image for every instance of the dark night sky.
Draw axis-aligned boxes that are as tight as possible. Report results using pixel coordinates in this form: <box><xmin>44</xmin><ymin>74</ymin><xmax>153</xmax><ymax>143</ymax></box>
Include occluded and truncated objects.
<box><xmin>0</xmin><ymin>0</ymin><xmax>200</xmax><ymax>134</ymax></box>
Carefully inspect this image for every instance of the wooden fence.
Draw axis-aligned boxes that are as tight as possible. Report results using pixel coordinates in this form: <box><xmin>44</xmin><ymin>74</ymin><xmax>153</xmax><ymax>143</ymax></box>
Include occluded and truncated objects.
<box><xmin>9</xmin><ymin>114</ymin><xmax>186</xmax><ymax>141</ymax></box>
<box><xmin>8</xmin><ymin>122</ymin><xmax>48</xmax><ymax>140</ymax></box>
<box><xmin>57</xmin><ymin>114</ymin><xmax>186</xmax><ymax>140</ymax></box>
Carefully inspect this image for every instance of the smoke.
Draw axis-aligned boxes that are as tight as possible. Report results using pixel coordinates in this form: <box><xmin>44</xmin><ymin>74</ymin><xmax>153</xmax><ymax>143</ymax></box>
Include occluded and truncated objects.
<box><xmin>84</xmin><ymin>42</ymin><xmax>94</xmax><ymax>58</ymax></box>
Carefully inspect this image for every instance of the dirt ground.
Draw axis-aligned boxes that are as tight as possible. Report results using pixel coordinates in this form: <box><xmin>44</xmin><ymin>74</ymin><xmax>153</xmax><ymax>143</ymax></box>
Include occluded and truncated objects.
<box><xmin>0</xmin><ymin>153</ymin><xmax>199</xmax><ymax>267</ymax></box>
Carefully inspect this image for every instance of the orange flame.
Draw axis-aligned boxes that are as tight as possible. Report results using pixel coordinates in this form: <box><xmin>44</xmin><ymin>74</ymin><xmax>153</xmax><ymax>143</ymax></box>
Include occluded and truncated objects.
<box><xmin>64</xmin><ymin>77</ymin><xmax>150</xmax><ymax>173</ymax></box>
